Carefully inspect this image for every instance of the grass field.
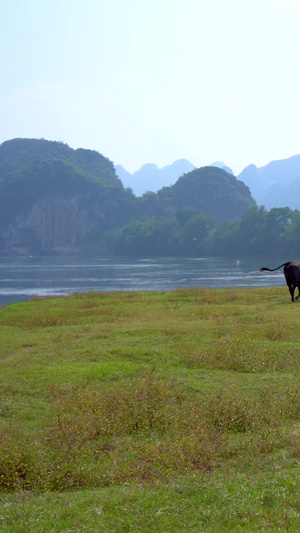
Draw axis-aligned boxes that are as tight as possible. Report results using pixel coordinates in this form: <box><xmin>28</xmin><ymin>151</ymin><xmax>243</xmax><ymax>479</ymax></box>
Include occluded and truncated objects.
<box><xmin>1</xmin><ymin>286</ymin><xmax>300</xmax><ymax>531</ymax></box>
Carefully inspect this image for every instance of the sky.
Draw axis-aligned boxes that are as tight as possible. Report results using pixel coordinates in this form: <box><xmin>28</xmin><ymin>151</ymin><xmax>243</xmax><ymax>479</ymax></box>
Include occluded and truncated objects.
<box><xmin>1</xmin><ymin>0</ymin><xmax>300</xmax><ymax>176</ymax></box>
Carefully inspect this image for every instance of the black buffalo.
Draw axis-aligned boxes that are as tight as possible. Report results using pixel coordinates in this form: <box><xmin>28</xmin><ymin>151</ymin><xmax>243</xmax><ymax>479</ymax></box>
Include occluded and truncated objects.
<box><xmin>260</xmin><ymin>261</ymin><xmax>300</xmax><ymax>302</ymax></box>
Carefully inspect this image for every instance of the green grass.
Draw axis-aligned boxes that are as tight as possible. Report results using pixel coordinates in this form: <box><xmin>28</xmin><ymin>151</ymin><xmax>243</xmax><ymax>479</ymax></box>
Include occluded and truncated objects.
<box><xmin>1</xmin><ymin>286</ymin><xmax>300</xmax><ymax>531</ymax></box>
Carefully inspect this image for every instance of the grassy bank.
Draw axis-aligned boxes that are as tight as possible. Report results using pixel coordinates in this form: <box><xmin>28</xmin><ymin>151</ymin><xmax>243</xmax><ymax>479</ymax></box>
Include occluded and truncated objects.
<box><xmin>1</xmin><ymin>286</ymin><xmax>300</xmax><ymax>531</ymax></box>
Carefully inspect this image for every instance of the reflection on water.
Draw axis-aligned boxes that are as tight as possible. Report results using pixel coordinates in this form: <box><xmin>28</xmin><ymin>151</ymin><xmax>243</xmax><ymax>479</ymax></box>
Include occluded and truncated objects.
<box><xmin>0</xmin><ymin>256</ymin><xmax>286</xmax><ymax>305</ymax></box>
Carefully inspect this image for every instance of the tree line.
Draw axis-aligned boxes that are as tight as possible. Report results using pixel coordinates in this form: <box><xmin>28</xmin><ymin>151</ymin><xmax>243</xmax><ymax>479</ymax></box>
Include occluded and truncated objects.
<box><xmin>105</xmin><ymin>206</ymin><xmax>300</xmax><ymax>258</ymax></box>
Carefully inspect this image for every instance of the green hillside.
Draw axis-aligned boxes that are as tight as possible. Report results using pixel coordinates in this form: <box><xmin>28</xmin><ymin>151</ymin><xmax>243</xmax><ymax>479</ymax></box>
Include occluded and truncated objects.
<box><xmin>0</xmin><ymin>139</ymin><xmax>135</xmax><ymax>255</ymax></box>
<box><xmin>0</xmin><ymin>138</ymin><xmax>119</xmax><ymax>184</ymax></box>
<box><xmin>0</xmin><ymin>138</ymin><xmax>255</xmax><ymax>256</ymax></box>
<box><xmin>165</xmin><ymin>166</ymin><xmax>254</xmax><ymax>223</ymax></box>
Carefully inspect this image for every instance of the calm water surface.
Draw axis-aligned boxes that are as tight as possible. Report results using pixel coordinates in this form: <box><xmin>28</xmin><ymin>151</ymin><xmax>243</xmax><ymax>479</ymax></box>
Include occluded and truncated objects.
<box><xmin>0</xmin><ymin>256</ymin><xmax>287</xmax><ymax>305</ymax></box>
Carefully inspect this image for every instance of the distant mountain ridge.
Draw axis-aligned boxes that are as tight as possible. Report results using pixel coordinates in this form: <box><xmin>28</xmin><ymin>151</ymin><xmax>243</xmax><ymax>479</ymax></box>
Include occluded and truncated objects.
<box><xmin>237</xmin><ymin>154</ymin><xmax>300</xmax><ymax>209</ymax></box>
<box><xmin>116</xmin><ymin>160</ymin><xmax>236</xmax><ymax>197</ymax></box>
<box><xmin>118</xmin><ymin>154</ymin><xmax>300</xmax><ymax>210</ymax></box>
<box><xmin>210</xmin><ymin>161</ymin><xmax>234</xmax><ymax>175</ymax></box>
<box><xmin>115</xmin><ymin>159</ymin><xmax>196</xmax><ymax>196</ymax></box>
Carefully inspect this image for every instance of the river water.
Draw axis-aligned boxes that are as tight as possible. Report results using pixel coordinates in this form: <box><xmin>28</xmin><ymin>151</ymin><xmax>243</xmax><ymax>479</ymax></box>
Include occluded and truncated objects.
<box><xmin>0</xmin><ymin>256</ymin><xmax>287</xmax><ymax>306</ymax></box>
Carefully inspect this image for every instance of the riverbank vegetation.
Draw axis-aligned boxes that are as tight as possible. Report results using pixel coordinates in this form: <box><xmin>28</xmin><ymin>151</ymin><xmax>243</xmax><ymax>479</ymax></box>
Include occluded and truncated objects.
<box><xmin>1</xmin><ymin>287</ymin><xmax>300</xmax><ymax>530</ymax></box>
<box><xmin>105</xmin><ymin>205</ymin><xmax>300</xmax><ymax>259</ymax></box>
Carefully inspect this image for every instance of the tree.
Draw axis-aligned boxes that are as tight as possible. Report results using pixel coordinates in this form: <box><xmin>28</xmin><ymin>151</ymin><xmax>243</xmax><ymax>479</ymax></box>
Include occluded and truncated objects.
<box><xmin>175</xmin><ymin>210</ymin><xmax>216</xmax><ymax>255</ymax></box>
<box><xmin>105</xmin><ymin>217</ymin><xmax>177</xmax><ymax>257</ymax></box>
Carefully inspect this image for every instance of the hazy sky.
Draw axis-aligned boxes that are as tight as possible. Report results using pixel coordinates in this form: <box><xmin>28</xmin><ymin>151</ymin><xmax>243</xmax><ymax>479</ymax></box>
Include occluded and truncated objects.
<box><xmin>1</xmin><ymin>0</ymin><xmax>300</xmax><ymax>175</ymax></box>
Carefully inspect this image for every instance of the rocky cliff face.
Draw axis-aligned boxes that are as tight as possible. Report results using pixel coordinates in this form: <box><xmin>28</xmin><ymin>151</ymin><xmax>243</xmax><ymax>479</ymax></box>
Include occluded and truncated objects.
<box><xmin>2</xmin><ymin>195</ymin><xmax>87</xmax><ymax>255</ymax></box>
<box><xmin>1</xmin><ymin>194</ymin><xmax>104</xmax><ymax>255</ymax></box>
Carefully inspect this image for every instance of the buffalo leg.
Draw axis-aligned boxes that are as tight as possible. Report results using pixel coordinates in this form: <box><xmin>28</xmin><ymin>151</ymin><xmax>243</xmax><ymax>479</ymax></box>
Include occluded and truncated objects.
<box><xmin>289</xmin><ymin>285</ymin><xmax>295</xmax><ymax>302</ymax></box>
